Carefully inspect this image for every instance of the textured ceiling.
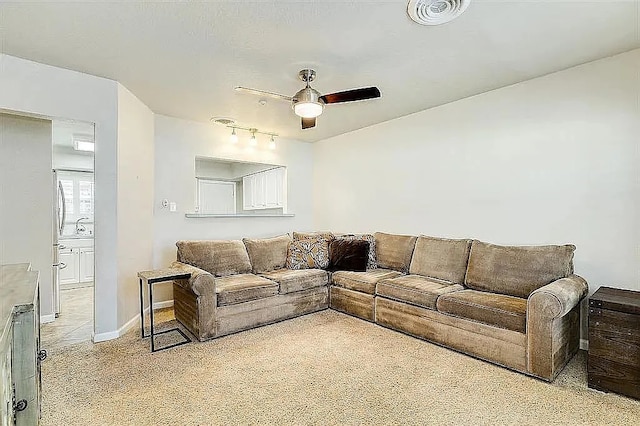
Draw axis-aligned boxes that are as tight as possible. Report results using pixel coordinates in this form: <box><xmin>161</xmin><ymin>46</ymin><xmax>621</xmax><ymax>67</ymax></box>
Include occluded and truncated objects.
<box><xmin>1</xmin><ymin>1</ymin><xmax>638</xmax><ymax>142</ymax></box>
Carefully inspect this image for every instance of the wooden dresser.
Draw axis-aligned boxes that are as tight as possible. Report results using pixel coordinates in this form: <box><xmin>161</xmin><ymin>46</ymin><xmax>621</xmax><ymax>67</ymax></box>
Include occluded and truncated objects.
<box><xmin>588</xmin><ymin>286</ymin><xmax>640</xmax><ymax>400</ymax></box>
<box><xmin>1</xmin><ymin>263</ymin><xmax>43</xmax><ymax>425</ymax></box>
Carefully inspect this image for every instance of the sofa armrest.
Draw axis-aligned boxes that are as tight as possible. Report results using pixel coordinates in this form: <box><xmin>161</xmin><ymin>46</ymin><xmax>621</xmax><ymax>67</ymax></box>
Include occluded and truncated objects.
<box><xmin>527</xmin><ymin>274</ymin><xmax>588</xmax><ymax>380</ymax></box>
<box><xmin>170</xmin><ymin>261</ymin><xmax>218</xmax><ymax>341</ymax></box>
<box><xmin>528</xmin><ymin>274</ymin><xmax>588</xmax><ymax>319</ymax></box>
<box><xmin>170</xmin><ymin>261</ymin><xmax>215</xmax><ymax>297</ymax></box>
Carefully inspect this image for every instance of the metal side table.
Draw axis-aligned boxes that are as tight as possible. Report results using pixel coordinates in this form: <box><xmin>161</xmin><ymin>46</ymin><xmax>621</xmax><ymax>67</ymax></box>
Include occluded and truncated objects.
<box><xmin>138</xmin><ymin>269</ymin><xmax>192</xmax><ymax>352</ymax></box>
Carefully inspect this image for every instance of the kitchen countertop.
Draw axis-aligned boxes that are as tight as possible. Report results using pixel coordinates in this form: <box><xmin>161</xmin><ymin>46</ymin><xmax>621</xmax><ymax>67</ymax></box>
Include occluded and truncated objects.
<box><xmin>60</xmin><ymin>235</ymin><xmax>93</xmax><ymax>240</ymax></box>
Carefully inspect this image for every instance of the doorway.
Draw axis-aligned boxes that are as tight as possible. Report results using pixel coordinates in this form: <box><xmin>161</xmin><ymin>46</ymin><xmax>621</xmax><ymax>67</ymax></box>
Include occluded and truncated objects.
<box><xmin>43</xmin><ymin>119</ymin><xmax>95</xmax><ymax>350</ymax></box>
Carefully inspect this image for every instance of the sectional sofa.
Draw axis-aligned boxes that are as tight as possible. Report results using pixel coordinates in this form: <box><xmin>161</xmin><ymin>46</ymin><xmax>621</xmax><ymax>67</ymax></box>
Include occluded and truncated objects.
<box><xmin>170</xmin><ymin>232</ymin><xmax>588</xmax><ymax>382</ymax></box>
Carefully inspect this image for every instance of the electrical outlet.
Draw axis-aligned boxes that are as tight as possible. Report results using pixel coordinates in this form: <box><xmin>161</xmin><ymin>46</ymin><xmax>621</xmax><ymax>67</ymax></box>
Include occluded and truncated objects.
<box><xmin>169</xmin><ymin>202</ymin><xmax>177</xmax><ymax>212</ymax></box>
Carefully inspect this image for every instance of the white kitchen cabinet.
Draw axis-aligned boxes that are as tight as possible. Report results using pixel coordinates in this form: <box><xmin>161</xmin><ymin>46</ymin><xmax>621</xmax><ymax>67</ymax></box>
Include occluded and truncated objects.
<box><xmin>242</xmin><ymin>174</ymin><xmax>254</xmax><ymax>210</ymax></box>
<box><xmin>242</xmin><ymin>167</ymin><xmax>285</xmax><ymax>210</ymax></box>
<box><xmin>59</xmin><ymin>248</ymin><xmax>79</xmax><ymax>285</ymax></box>
<box><xmin>79</xmin><ymin>248</ymin><xmax>94</xmax><ymax>282</ymax></box>
<box><xmin>58</xmin><ymin>239</ymin><xmax>93</xmax><ymax>286</ymax></box>
<box><xmin>197</xmin><ymin>179</ymin><xmax>236</xmax><ymax>214</ymax></box>
<box><xmin>254</xmin><ymin>172</ymin><xmax>266</xmax><ymax>208</ymax></box>
<box><xmin>265</xmin><ymin>167</ymin><xmax>284</xmax><ymax>208</ymax></box>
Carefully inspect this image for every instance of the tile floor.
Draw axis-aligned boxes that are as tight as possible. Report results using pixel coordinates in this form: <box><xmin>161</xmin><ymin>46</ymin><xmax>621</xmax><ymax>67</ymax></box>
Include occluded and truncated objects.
<box><xmin>41</xmin><ymin>286</ymin><xmax>93</xmax><ymax>351</ymax></box>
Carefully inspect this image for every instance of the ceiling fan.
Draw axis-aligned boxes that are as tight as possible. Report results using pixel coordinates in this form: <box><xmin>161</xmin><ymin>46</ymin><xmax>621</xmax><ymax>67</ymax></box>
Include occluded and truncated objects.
<box><xmin>235</xmin><ymin>69</ymin><xmax>381</xmax><ymax>129</ymax></box>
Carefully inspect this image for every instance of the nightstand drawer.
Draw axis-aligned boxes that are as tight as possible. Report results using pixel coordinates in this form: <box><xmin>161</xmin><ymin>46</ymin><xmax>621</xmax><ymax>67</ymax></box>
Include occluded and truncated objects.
<box><xmin>588</xmin><ymin>286</ymin><xmax>640</xmax><ymax>400</ymax></box>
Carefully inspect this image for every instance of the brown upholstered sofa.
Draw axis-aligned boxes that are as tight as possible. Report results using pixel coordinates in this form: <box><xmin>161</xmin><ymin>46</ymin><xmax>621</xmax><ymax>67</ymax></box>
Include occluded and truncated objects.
<box><xmin>171</xmin><ymin>235</ymin><xmax>329</xmax><ymax>341</ymax></box>
<box><xmin>170</xmin><ymin>231</ymin><xmax>588</xmax><ymax>382</ymax></box>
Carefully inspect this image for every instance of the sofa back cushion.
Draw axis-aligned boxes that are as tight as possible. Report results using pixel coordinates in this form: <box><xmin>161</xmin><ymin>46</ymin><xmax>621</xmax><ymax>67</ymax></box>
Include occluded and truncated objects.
<box><xmin>409</xmin><ymin>236</ymin><xmax>472</xmax><ymax>284</ymax></box>
<box><xmin>465</xmin><ymin>240</ymin><xmax>575</xmax><ymax>299</ymax></box>
<box><xmin>176</xmin><ymin>240</ymin><xmax>252</xmax><ymax>277</ymax></box>
<box><xmin>374</xmin><ymin>232</ymin><xmax>418</xmax><ymax>273</ymax></box>
<box><xmin>293</xmin><ymin>231</ymin><xmax>335</xmax><ymax>241</ymax></box>
<box><xmin>243</xmin><ymin>234</ymin><xmax>292</xmax><ymax>274</ymax></box>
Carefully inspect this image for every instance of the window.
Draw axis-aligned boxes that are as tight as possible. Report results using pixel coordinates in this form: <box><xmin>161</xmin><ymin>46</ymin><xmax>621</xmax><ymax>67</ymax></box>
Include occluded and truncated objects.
<box><xmin>57</xmin><ymin>171</ymin><xmax>93</xmax><ymax>221</ymax></box>
<box><xmin>78</xmin><ymin>181</ymin><xmax>94</xmax><ymax>214</ymax></box>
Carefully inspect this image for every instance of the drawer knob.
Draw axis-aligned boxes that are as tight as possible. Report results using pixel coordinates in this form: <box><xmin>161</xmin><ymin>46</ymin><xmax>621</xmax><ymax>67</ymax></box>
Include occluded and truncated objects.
<box><xmin>14</xmin><ymin>399</ymin><xmax>27</xmax><ymax>412</ymax></box>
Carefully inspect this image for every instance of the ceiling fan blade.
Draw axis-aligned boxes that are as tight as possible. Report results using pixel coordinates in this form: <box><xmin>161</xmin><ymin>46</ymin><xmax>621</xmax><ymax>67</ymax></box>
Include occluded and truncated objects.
<box><xmin>301</xmin><ymin>117</ymin><xmax>316</xmax><ymax>129</ymax></box>
<box><xmin>320</xmin><ymin>87</ymin><xmax>381</xmax><ymax>104</ymax></box>
<box><xmin>234</xmin><ymin>86</ymin><xmax>292</xmax><ymax>102</ymax></box>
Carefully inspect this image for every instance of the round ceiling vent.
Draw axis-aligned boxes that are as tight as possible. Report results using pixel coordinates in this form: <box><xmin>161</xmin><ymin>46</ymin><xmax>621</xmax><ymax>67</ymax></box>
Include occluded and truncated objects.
<box><xmin>210</xmin><ymin>117</ymin><xmax>236</xmax><ymax>126</ymax></box>
<box><xmin>407</xmin><ymin>0</ymin><xmax>471</xmax><ymax>26</ymax></box>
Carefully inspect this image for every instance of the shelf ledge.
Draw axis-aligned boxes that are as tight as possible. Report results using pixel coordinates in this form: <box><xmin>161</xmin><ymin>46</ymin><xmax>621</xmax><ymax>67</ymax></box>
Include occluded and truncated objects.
<box><xmin>185</xmin><ymin>213</ymin><xmax>295</xmax><ymax>218</ymax></box>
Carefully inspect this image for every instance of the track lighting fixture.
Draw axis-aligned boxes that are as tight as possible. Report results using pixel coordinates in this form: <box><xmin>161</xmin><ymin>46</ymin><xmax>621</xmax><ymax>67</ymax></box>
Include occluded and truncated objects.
<box><xmin>224</xmin><ymin>125</ymin><xmax>278</xmax><ymax>149</ymax></box>
<box><xmin>229</xmin><ymin>128</ymin><xmax>238</xmax><ymax>144</ymax></box>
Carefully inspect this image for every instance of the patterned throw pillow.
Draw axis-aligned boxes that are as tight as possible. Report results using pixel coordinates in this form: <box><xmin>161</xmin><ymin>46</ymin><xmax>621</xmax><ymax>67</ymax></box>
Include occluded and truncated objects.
<box><xmin>286</xmin><ymin>238</ymin><xmax>330</xmax><ymax>270</ymax></box>
<box><xmin>336</xmin><ymin>234</ymin><xmax>377</xmax><ymax>269</ymax></box>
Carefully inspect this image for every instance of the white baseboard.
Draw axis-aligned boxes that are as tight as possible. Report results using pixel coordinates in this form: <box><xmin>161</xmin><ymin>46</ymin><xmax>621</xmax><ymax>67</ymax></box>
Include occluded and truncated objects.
<box><xmin>92</xmin><ymin>299</ymin><xmax>174</xmax><ymax>343</ymax></box>
<box><xmin>40</xmin><ymin>314</ymin><xmax>56</xmax><ymax>324</ymax></box>
<box><xmin>92</xmin><ymin>329</ymin><xmax>120</xmax><ymax>343</ymax></box>
<box><xmin>152</xmin><ymin>300</ymin><xmax>174</xmax><ymax>310</ymax></box>
<box><xmin>580</xmin><ymin>338</ymin><xmax>589</xmax><ymax>351</ymax></box>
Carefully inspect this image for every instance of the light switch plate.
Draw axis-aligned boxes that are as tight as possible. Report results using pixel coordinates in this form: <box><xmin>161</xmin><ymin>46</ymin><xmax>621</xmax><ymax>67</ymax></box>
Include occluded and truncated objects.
<box><xmin>169</xmin><ymin>202</ymin><xmax>177</xmax><ymax>212</ymax></box>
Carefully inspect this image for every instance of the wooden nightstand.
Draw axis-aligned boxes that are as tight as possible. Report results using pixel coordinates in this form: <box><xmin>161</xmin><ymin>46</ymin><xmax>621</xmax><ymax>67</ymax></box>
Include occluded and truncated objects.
<box><xmin>588</xmin><ymin>286</ymin><xmax>640</xmax><ymax>400</ymax></box>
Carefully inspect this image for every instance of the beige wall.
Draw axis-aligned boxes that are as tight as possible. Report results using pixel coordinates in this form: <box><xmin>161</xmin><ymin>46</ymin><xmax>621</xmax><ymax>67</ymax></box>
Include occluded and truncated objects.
<box><xmin>151</xmin><ymin>115</ymin><xmax>314</xmax><ymax>301</ymax></box>
<box><xmin>116</xmin><ymin>85</ymin><xmax>155</xmax><ymax>326</ymax></box>
<box><xmin>0</xmin><ymin>54</ymin><xmax>119</xmax><ymax>335</ymax></box>
<box><xmin>313</xmin><ymin>49</ymin><xmax>640</xmax><ymax>335</ymax></box>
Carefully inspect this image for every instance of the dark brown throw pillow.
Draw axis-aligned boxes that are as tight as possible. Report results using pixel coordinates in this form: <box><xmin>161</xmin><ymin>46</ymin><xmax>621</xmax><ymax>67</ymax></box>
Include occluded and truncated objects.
<box><xmin>328</xmin><ymin>239</ymin><xmax>370</xmax><ymax>272</ymax></box>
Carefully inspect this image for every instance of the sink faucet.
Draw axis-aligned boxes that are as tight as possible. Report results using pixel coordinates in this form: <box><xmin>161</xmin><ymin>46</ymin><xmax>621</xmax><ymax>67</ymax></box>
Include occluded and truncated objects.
<box><xmin>75</xmin><ymin>217</ymin><xmax>90</xmax><ymax>235</ymax></box>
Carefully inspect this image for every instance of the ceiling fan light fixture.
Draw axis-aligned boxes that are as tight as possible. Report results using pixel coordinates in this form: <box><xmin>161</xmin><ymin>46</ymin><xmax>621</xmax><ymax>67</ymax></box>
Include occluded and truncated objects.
<box><xmin>294</xmin><ymin>101</ymin><xmax>323</xmax><ymax>118</ymax></box>
<box><xmin>293</xmin><ymin>86</ymin><xmax>324</xmax><ymax>118</ymax></box>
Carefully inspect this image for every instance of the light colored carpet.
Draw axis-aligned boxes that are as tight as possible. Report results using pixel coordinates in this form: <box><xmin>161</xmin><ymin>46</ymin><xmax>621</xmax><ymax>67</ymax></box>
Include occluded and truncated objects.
<box><xmin>41</xmin><ymin>310</ymin><xmax>639</xmax><ymax>425</ymax></box>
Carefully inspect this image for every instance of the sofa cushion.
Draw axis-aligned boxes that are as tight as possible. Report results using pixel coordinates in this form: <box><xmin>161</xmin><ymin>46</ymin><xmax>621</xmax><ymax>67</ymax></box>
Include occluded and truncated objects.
<box><xmin>215</xmin><ymin>274</ymin><xmax>279</xmax><ymax>306</ymax></box>
<box><xmin>436</xmin><ymin>289</ymin><xmax>528</xmax><ymax>333</ymax></box>
<box><xmin>260</xmin><ymin>268</ymin><xmax>328</xmax><ymax>294</ymax></box>
<box><xmin>374</xmin><ymin>232</ymin><xmax>417</xmax><ymax>273</ymax></box>
<box><xmin>293</xmin><ymin>231</ymin><xmax>335</xmax><ymax>241</ymax></box>
<box><xmin>335</xmin><ymin>234</ymin><xmax>377</xmax><ymax>269</ymax></box>
<box><xmin>176</xmin><ymin>240</ymin><xmax>252</xmax><ymax>277</ymax></box>
<box><xmin>328</xmin><ymin>239</ymin><xmax>370</xmax><ymax>272</ymax></box>
<box><xmin>286</xmin><ymin>238</ymin><xmax>330</xmax><ymax>270</ymax></box>
<box><xmin>465</xmin><ymin>241</ymin><xmax>575</xmax><ymax>299</ymax></box>
<box><xmin>409</xmin><ymin>236</ymin><xmax>472</xmax><ymax>284</ymax></box>
<box><xmin>377</xmin><ymin>275</ymin><xmax>464</xmax><ymax>310</ymax></box>
<box><xmin>243</xmin><ymin>234</ymin><xmax>292</xmax><ymax>274</ymax></box>
<box><xmin>332</xmin><ymin>269</ymin><xmax>403</xmax><ymax>295</ymax></box>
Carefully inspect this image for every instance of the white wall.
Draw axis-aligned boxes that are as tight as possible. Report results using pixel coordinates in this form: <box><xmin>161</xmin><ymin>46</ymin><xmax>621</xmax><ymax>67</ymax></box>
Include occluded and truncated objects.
<box><xmin>152</xmin><ymin>115</ymin><xmax>314</xmax><ymax>300</ymax></box>
<box><xmin>0</xmin><ymin>114</ymin><xmax>53</xmax><ymax>317</ymax></box>
<box><xmin>314</xmin><ymin>49</ymin><xmax>640</xmax><ymax>300</ymax></box>
<box><xmin>52</xmin><ymin>146</ymin><xmax>94</xmax><ymax>171</ymax></box>
<box><xmin>0</xmin><ymin>54</ymin><xmax>119</xmax><ymax>335</ymax></box>
<box><xmin>116</xmin><ymin>85</ymin><xmax>155</xmax><ymax>326</ymax></box>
